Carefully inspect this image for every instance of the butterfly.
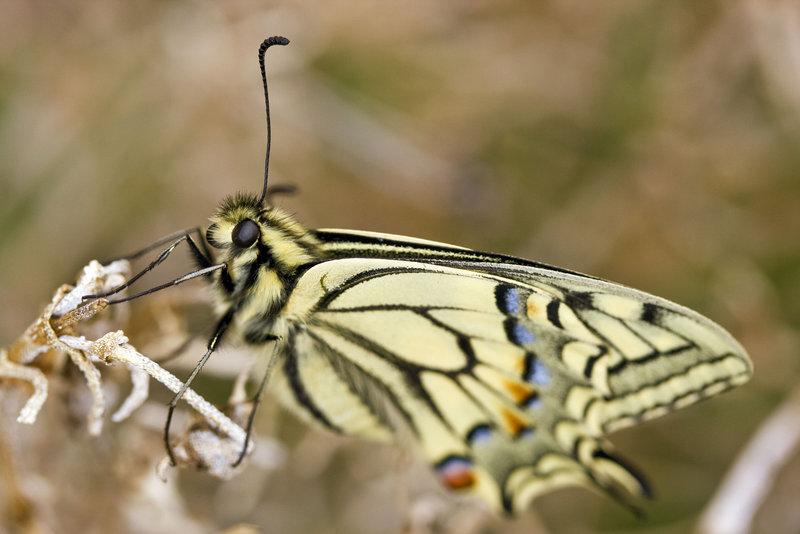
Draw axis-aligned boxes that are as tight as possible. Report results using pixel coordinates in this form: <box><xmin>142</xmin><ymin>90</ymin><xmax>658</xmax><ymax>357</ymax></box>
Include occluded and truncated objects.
<box><xmin>98</xmin><ymin>36</ymin><xmax>752</xmax><ymax>514</ymax></box>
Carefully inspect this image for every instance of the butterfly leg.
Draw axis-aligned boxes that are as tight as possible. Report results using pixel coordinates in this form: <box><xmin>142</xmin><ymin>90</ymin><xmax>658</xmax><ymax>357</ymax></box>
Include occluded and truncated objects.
<box><xmin>164</xmin><ymin>305</ymin><xmax>237</xmax><ymax>465</ymax></box>
<box><xmin>84</xmin><ymin>229</ymin><xmax>214</xmax><ymax>301</ymax></box>
<box><xmin>233</xmin><ymin>336</ymin><xmax>281</xmax><ymax>467</ymax></box>
<box><xmin>118</xmin><ymin>227</ymin><xmax>211</xmax><ymax>263</ymax></box>
<box><xmin>84</xmin><ymin>233</ymin><xmax>220</xmax><ymax>306</ymax></box>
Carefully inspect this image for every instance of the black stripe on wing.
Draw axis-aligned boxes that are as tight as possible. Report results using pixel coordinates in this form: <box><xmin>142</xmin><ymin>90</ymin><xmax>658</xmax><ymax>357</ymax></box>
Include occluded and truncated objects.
<box><xmin>315</xmin><ymin>229</ymin><xmax>592</xmax><ymax>279</ymax></box>
<box><xmin>282</xmin><ymin>339</ymin><xmax>339</xmax><ymax>431</ymax></box>
<box><xmin>305</xmin><ymin>328</ymin><xmax>412</xmax><ymax>434</ymax></box>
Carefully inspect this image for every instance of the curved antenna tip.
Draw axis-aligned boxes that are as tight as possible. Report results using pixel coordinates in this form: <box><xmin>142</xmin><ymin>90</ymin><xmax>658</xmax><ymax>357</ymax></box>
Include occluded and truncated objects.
<box><xmin>260</xmin><ymin>36</ymin><xmax>290</xmax><ymax>49</ymax></box>
<box><xmin>257</xmin><ymin>36</ymin><xmax>290</xmax><ymax>205</ymax></box>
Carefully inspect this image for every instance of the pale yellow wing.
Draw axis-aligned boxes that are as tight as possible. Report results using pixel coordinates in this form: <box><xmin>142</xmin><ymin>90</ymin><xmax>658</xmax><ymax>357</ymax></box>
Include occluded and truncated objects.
<box><xmin>263</xmin><ymin>253</ymin><xmax>750</xmax><ymax>513</ymax></box>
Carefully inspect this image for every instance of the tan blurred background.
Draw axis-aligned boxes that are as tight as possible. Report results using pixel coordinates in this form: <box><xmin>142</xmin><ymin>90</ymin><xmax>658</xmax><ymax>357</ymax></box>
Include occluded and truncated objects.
<box><xmin>1</xmin><ymin>1</ymin><xmax>798</xmax><ymax>533</ymax></box>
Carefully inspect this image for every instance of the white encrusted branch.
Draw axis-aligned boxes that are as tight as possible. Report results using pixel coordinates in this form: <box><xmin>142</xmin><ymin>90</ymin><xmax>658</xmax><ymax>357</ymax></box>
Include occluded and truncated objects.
<box><xmin>62</xmin><ymin>331</ymin><xmax>246</xmax><ymax>447</ymax></box>
<box><xmin>1</xmin><ymin>260</ymin><xmax>256</xmax><ymax>477</ymax></box>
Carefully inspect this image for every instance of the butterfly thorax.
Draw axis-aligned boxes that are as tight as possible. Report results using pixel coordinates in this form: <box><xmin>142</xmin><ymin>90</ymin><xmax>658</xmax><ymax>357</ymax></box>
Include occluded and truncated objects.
<box><xmin>205</xmin><ymin>193</ymin><xmax>325</xmax><ymax>343</ymax></box>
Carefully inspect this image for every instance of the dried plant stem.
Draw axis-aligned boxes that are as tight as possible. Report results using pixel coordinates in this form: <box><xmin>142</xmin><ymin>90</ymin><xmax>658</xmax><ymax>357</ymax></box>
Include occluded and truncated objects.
<box><xmin>66</xmin><ymin>331</ymin><xmax>246</xmax><ymax>446</ymax></box>
<box><xmin>697</xmin><ymin>386</ymin><xmax>800</xmax><ymax>534</ymax></box>
<box><xmin>1</xmin><ymin>260</ymin><xmax>254</xmax><ymax>481</ymax></box>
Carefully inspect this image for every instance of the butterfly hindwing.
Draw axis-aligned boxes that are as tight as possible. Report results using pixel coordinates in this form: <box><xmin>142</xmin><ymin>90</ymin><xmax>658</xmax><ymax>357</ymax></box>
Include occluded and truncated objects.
<box><xmin>259</xmin><ymin>233</ymin><xmax>750</xmax><ymax>512</ymax></box>
<box><xmin>472</xmin><ymin>260</ymin><xmax>752</xmax><ymax>435</ymax></box>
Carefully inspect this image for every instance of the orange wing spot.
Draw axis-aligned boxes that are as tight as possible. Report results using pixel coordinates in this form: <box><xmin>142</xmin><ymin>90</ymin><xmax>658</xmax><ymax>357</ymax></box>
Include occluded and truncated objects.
<box><xmin>500</xmin><ymin>406</ymin><xmax>530</xmax><ymax>437</ymax></box>
<box><xmin>527</xmin><ymin>300</ymin><xmax>539</xmax><ymax>318</ymax></box>
<box><xmin>502</xmin><ymin>378</ymin><xmax>535</xmax><ymax>404</ymax></box>
<box><xmin>437</xmin><ymin>458</ymin><xmax>476</xmax><ymax>489</ymax></box>
<box><xmin>506</xmin><ymin>350</ymin><xmax>527</xmax><ymax>375</ymax></box>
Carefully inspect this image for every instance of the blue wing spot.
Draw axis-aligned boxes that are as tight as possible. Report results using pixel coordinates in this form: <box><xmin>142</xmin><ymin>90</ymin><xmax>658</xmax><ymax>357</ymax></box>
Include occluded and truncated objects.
<box><xmin>512</xmin><ymin>322</ymin><xmax>535</xmax><ymax>344</ymax></box>
<box><xmin>526</xmin><ymin>395</ymin><xmax>543</xmax><ymax>410</ymax></box>
<box><xmin>466</xmin><ymin>424</ymin><xmax>492</xmax><ymax>445</ymax></box>
<box><xmin>504</xmin><ymin>288</ymin><xmax>521</xmax><ymax>314</ymax></box>
<box><xmin>495</xmin><ymin>285</ymin><xmax>521</xmax><ymax>314</ymax></box>
<box><xmin>504</xmin><ymin>317</ymin><xmax>536</xmax><ymax>345</ymax></box>
<box><xmin>525</xmin><ymin>356</ymin><xmax>551</xmax><ymax>386</ymax></box>
<box><xmin>517</xmin><ymin>427</ymin><xmax>535</xmax><ymax>439</ymax></box>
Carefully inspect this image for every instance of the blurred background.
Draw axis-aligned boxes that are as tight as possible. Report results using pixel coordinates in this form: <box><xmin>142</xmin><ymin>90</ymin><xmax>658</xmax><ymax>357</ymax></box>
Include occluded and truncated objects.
<box><xmin>1</xmin><ymin>1</ymin><xmax>798</xmax><ymax>533</ymax></box>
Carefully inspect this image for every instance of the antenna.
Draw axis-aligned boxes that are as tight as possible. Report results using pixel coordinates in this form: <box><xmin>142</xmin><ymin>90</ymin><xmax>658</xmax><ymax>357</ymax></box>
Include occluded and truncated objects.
<box><xmin>257</xmin><ymin>36</ymin><xmax>290</xmax><ymax>205</ymax></box>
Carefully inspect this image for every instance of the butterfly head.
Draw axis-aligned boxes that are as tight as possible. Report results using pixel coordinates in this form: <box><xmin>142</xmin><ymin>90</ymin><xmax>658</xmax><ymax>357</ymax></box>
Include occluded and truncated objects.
<box><xmin>206</xmin><ymin>193</ymin><xmax>261</xmax><ymax>259</ymax></box>
<box><xmin>205</xmin><ymin>193</ymin><xmax>321</xmax><ymax>296</ymax></box>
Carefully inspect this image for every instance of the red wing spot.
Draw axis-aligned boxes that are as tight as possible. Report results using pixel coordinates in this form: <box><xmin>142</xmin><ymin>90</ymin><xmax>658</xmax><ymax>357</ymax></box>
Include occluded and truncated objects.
<box><xmin>436</xmin><ymin>457</ymin><xmax>476</xmax><ymax>489</ymax></box>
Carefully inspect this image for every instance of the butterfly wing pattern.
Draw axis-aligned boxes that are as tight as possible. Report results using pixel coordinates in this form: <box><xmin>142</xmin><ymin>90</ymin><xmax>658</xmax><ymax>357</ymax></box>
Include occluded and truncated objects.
<box><xmin>259</xmin><ymin>229</ymin><xmax>752</xmax><ymax>513</ymax></box>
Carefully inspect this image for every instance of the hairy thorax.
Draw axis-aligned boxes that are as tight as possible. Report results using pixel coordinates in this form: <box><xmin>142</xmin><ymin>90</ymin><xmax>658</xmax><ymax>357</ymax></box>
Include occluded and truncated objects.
<box><xmin>205</xmin><ymin>193</ymin><xmax>325</xmax><ymax>345</ymax></box>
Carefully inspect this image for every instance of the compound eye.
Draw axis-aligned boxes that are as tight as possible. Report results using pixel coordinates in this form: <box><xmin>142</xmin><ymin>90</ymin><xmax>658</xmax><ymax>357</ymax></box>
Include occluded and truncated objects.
<box><xmin>231</xmin><ymin>219</ymin><xmax>260</xmax><ymax>248</ymax></box>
